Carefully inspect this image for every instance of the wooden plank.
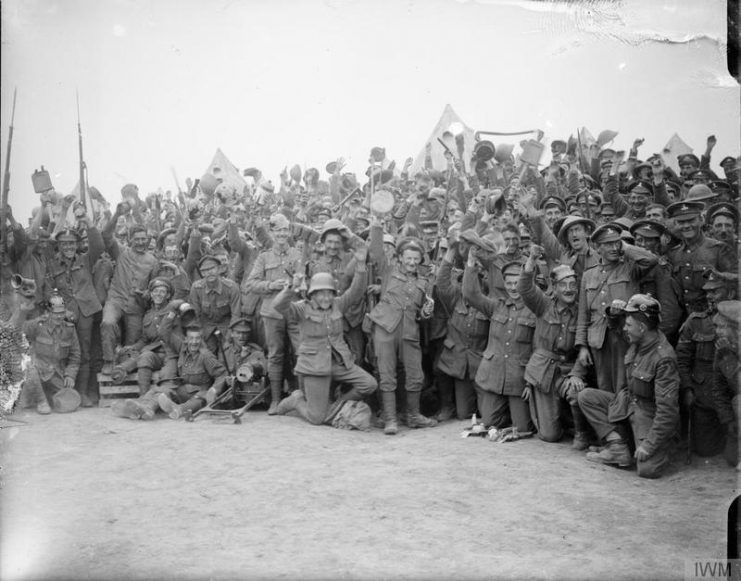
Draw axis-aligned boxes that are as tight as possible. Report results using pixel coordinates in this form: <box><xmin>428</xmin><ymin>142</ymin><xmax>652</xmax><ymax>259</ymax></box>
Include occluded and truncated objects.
<box><xmin>99</xmin><ymin>384</ymin><xmax>141</xmax><ymax>395</ymax></box>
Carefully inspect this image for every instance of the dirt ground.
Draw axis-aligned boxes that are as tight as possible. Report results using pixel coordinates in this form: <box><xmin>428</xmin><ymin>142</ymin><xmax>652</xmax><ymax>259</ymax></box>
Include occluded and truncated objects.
<box><xmin>0</xmin><ymin>404</ymin><xmax>737</xmax><ymax>581</ymax></box>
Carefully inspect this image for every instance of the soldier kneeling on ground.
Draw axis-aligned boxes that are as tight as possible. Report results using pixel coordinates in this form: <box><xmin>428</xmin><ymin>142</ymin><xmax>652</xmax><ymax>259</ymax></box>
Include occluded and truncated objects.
<box><xmin>577</xmin><ymin>294</ymin><xmax>680</xmax><ymax>479</ymax></box>
<box><xmin>15</xmin><ymin>291</ymin><xmax>81</xmax><ymax>414</ymax></box>
<box><xmin>270</xmin><ymin>243</ymin><xmax>377</xmax><ymax>426</ymax></box>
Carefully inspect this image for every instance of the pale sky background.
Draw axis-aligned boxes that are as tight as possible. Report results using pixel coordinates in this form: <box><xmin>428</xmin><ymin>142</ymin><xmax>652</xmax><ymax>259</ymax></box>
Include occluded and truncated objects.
<box><xmin>1</xmin><ymin>0</ymin><xmax>739</xmax><ymax>222</ymax></box>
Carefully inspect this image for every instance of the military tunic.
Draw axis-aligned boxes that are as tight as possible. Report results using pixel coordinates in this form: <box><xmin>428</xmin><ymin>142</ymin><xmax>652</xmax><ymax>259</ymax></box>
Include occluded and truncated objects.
<box><xmin>462</xmin><ymin>264</ymin><xmax>535</xmax><ymax>431</ymax></box>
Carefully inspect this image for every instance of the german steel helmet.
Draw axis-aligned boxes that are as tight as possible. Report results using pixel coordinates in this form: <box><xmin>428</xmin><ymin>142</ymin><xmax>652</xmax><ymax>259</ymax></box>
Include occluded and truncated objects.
<box><xmin>307</xmin><ymin>273</ymin><xmax>337</xmax><ymax>296</ymax></box>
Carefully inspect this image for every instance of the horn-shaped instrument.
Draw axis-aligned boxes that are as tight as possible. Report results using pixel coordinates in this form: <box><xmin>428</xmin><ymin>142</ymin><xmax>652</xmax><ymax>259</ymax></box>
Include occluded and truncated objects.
<box><xmin>11</xmin><ymin>274</ymin><xmax>37</xmax><ymax>298</ymax></box>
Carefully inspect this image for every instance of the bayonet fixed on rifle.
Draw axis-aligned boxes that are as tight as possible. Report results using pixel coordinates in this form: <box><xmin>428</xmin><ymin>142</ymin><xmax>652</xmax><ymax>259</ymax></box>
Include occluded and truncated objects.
<box><xmin>1</xmin><ymin>88</ymin><xmax>18</xmax><ymax>258</ymax></box>
<box><xmin>77</xmin><ymin>91</ymin><xmax>88</xmax><ymax>211</ymax></box>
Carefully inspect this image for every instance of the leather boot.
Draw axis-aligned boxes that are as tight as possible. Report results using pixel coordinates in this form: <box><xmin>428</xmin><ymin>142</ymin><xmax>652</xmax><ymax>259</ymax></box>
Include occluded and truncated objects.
<box><xmin>436</xmin><ymin>375</ymin><xmax>456</xmax><ymax>422</ymax></box>
<box><xmin>111</xmin><ymin>357</ymin><xmax>139</xmax><ymax>383</ymax></box>
<box><xmin>111</xmin><ymin>398</ymin><xmax>145</xmax><ymax>420</ymax></box>
<box><xmin>275</xmin><ymin>390</ymin><xmax>304</xmax><ymax>415</ymax></box>
<box><xmin>571</xmin><ymin>405</ymin><xmax>590</xmax><ymax>450</ymax></box>
<box><xmin>407</xmin><ymin>390</ymin><xmax>438</xmax><ymax>429</ymax></box>
<box><xmin>267</xmin><ymin>379</ymin><xmax>283</xmax><ymax>415</ymax></box>
<box><xmin>158</xmin><ymin>394</ymin><xmax>204</xmax><ymax>420</ymax></box>
<box><xmin>137</xmin><ymin>367</ymin><xmax>153</xmax><ymax>396</ymax></box>
<box><xmin>138</xmin><ymin>396</ymin><xmax>159</xmax><ymax>420</ymax></box>
<box><xmin>586</xmin><ymin>439</ymin><xmax>633</xmax><ymax>467</ymax></box>
<box><xmin>381</xmin><ymin>391</ymin><xmax>398</xmax><ymax>435</ymax></box>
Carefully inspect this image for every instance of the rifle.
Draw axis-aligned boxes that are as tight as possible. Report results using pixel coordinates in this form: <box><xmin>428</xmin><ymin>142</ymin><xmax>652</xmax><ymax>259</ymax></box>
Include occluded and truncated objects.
<box><xmin>1</xmin><ymin>88</ymin><xmax>17</xmax><ymax>262</ymax></box>
<box><xmin>76</xmin><ymin>91</ymin><xmax>88</xmax><ymax>211</ymax></box>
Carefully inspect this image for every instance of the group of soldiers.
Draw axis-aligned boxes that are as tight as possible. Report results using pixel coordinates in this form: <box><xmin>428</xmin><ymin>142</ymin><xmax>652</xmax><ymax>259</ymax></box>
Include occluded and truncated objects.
<box><xmin>0</xmin><ymin>134</ymin><xmax>738</xmax><ymax>479</ymax></box>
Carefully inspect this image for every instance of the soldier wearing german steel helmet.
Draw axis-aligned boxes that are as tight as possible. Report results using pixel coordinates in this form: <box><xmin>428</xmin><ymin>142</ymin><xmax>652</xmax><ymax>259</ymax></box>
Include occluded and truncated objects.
<box><xmin>578</xmin><ymin>294</ymin><xmax>680</xmax><ymax>479</ymax></box>
<box><xmin>270</xmin><ymin>243</ymin><xmax>376</xmax><ymax>426</ymax></box>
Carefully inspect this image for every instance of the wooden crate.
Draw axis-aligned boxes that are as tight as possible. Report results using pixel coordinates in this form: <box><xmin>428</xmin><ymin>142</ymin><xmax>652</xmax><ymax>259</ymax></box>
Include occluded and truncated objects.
<box><xmin>97</xmin><ymin>371</ymin><xmax>161</xmax><ymax>408</ymax></box>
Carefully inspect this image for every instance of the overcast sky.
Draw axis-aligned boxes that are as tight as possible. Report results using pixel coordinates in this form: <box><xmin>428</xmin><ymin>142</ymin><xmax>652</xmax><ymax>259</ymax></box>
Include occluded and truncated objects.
<box><xmin>1</xmin><ymin>0</ymin><xmax>738</xmax><ymax>221</ymax></box>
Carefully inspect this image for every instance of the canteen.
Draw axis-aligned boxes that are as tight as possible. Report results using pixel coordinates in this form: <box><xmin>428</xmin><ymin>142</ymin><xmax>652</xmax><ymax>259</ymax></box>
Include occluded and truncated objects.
<box><xmin>519</xmin><ymin>139</ymin><xmax>545</xmax><ymax>167</ymax></box>
<box><xmin>32</xmin><ymin>166</ymin><xmax>53</xmax><ymax>193</ymax></box>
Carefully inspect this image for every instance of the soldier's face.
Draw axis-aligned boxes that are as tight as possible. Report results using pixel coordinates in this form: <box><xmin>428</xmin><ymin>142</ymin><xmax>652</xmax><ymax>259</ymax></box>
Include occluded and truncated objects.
<box><xmin>131</xmin><ymin>232</ymin><xmax>149</xmax><ymax>254</ymax></box>
<box><xmin>150</xmin><ymin>286</ymin><xmax>169</xmax><ymax>306</ymax></box>
<box><xmin>623</xmin><ymin>315</ymin><xmax>645</xmax><ymax>344</ymax></box>
<box><xmin>164</xmin><ymin>245</ymin><xmax>180</xmax><ymax>261</ymax></box>
<box><xmin>679</xmin><ymin>163</ymin><xmax>696</xmax><ymax>178</ymax></box>
<box><xmin>311</xmin><ymin>289</ymin><xmax>334</xmax><ymax>311</ymax></box>
<box><xmin>50</xmin><ymin>309</ymin><xmax>66</xmax><ymax>323</ymax></box>
<box><xmin>502</xmin><ymin>231</ymin><xmax>519</xmax><ymax>255</ymax></box>
<box><xmin>712</xmin><ymin>216</ymin><xmax>735</xmax><ymax>242</ymax></box>
<box><xmin>634</xmin><ymin>234</ymin><xmax>660</xmax><ymax>255</ymax></box>
<box><xmin>706</xmin><ymin>286</ymin><xmax>729</xmax><ymax>310</ymax></box>
<box><xmin>628</xmin><ymin>193</ymin><xmax>649</xmax><ymax>214</ymax></box>
<box><xmin>200</xmin><ymin>263</ymin><xmax>219</xmax><ymax>284</ymax></box>
<box><xmin>400</xmin><ymin>249</ymin><xmax>422</xmax><ymax>274</ymax></box>
<box><xmin>554</xmin><ymin>277</ymin><xmax>578</xmax><ymax>305</ymax></box>
<box><xmin>273</xmin><ymin>226</ymin><xmax>290</xmax><ymax>245</ymax></box>
<box><xmin>233</xmin><ymin>329</ymin><xmax>250</xmax><ymax>346</ymax></box>
<box><xmin>59</xmin><ymin>240</ymin><xmax>77</xmax><ymax>260</ymax></box>
<box><xmin>323</xmin><ymin>233</ymin><xmax>342</xmax><ymax>257</ymax></box>
<box><xmin>185</xmin><ymin>331</ymin><xmax>202</xmax><ymax>353</ymax></box>
<box><xmin>544</xmin><ymin>207</ymin><xmax>562</xmax><ymax>228</ymax></box>
<box><xmin>675</xmin><ymin>214</ymin><xmax>702</xmax><ymax>240</ymax></box>
<box><xmin>415</xmin><ymin>178</ymin><xmax>432</xmax><ymax>196</ymax></box>
<box><xmin>597</xmin><ymin>239</ymin><xmax>622</xmax><ymax>263</ymax></box>
<box><xmin>504</xmin><ymin>274</ymin><xmax>520</xmax><ymax>300</ymax></box>
<box><xmin>567</xmin><ymin>224</ymin><xmax>588</xmax><ymax>251</ymax></box>
<box><xmin>645</xmin><ymin>207</ymin><xmax>665</xmax><ymax>222</ymax></box>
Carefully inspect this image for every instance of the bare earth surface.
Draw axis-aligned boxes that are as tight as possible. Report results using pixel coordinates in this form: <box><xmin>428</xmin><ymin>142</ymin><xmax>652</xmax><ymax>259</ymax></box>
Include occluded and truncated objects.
<box><xmin>1</xmin><ymin>406</ymin><xmax>737</xmax><ymax>581</ymax></box>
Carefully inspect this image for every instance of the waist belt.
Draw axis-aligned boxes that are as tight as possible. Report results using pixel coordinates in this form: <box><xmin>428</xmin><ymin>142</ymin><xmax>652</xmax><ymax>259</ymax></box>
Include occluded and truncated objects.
<box><xmin>534</xmin><ymin>348</ymin><xmax>574</xmax><ymax>364</ymax></box>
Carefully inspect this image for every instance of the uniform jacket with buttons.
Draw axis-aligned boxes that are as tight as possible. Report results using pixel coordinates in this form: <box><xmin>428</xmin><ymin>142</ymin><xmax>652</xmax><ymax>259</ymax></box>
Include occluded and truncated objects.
<box><xmin>638</xmin><ymin>257</ymin><xmax>683</xmax><ymax>342</ymax></box>
<box><xmin>518</xmin><ymin>267</ymin><xmax>585</xmax><ymax>392</ymax></box>
<box><xmin>23</xmin><ymin>315</ymin><xmax>81</xmax><ymax>382</ymax></box>
<box><xmin>310</xmin><ymin>253</ymin><xmax>366</xmax><ymax>329</ymax></box>
<box><xmin>189</xmin><ymin>276</ymin><xmax>241</xmax><ymax>339</ymax></box>
<box><xmin>675</xmin><ymin>311</ymin><xmax>715</xmax><ymax>405</ymax></box>
<box><xmin>245</xmin><ymin>246</ymin><xmax>304</xmax><ymax>320</ymax></box>
<box><xmin>272</xmin><ymin>266</ymin><xmax>366</xmax><ymax>376</ymax></box>
<box><xmin>159</xmin><ymin>316</ymin><xmax>226</xmax><ymax>392</ymax></box>
<box><xmin>435</xmin><ymin>259</ymin><xmax>489</xmax><ymax>380</ymax></box>
<box><xmin>608</xmin><ymin>332</ymin><xmax>679</xmax><ymax>457</ymax></box>
<box><xmin>576</xmin><ymin>244</ymin><xmax>657</xmax><ymax>350</ymax></box>
<box><xmin>44</xmin><ymin>227</ymin><xmax>104</xmax><ymax>319</ymax></box>
<box><xmin>129</xmin><ymin>304</ymin><xmax>178</xmax><ymax>358</ymax></box>
<box><xmin>367</xmin><ymin>224</ymin><xmax>430</xmax><ymax>341</ymax></box>
<box><xmin>462</xmin><ymin>264</ymin><xmax>535</xmax><ymax>396</ymax></box>
<box><xmin>667</xmin><ymin>233</ymin><xmax>737</xmax><ymax>311</ymax></box>
<box><xmin>102</xmin><ymin>232</ymin><xmax>159</xmax><ymax>314</ymax></box>
<box><xmin>710</xmin><ymin>347</ymin><xmax>739</xmax><ymax>427</ymax></box>
<box><xmin>527</xmin><ymin>212</ymin><xmax>600</xmax><ymax>288</ymax></box>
